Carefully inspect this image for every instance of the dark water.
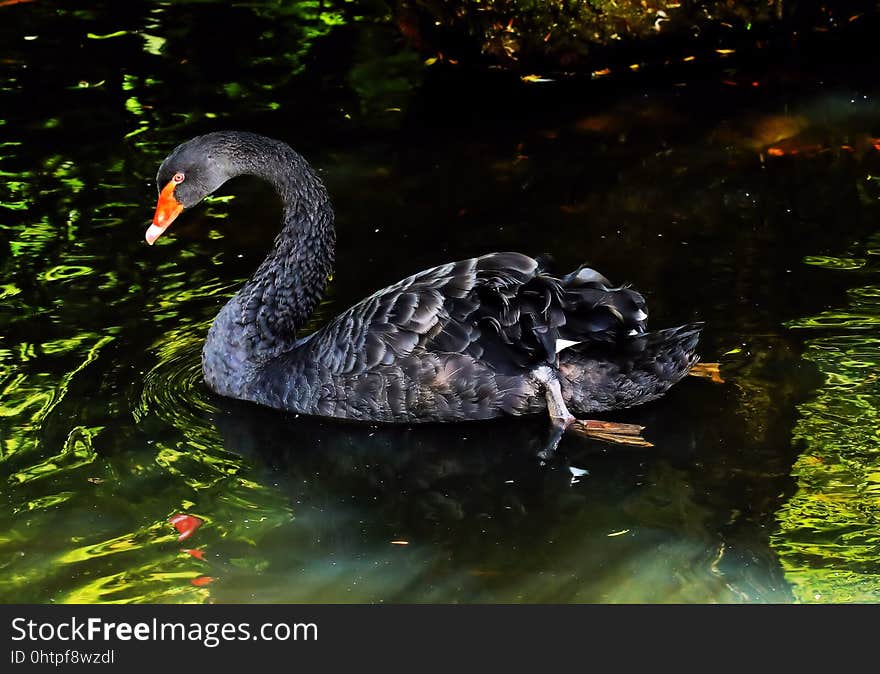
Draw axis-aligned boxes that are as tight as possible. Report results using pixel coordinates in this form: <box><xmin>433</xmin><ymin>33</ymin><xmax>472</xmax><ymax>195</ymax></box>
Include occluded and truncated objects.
<box><xmin>1</xmin><ymin>0</ymin><xmax>879</xmax><ymax>603</ymax></box>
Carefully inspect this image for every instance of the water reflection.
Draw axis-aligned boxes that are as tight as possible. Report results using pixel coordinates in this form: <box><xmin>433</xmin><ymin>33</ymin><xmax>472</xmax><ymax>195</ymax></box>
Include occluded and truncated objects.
<box><xmin>204</xmin><ymin>392</ymin><xmax>791</xmax><ymax>603</ymax></box>
<box><xmin>776</xmin><ymin>229</ymin><xmax>880</xmax><ymax>603</ymax></box>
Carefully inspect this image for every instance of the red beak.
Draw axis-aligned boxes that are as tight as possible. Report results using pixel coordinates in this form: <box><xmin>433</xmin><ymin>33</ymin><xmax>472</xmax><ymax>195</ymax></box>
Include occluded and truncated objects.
<box><xmin>146</xmin><ymin>180</ymin><xmax>184</xmax><ymax>244</ymax></box>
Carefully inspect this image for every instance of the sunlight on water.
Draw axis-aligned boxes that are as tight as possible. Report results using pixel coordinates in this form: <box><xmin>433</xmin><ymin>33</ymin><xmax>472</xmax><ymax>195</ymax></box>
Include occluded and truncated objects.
<box><xmin>0</xmin><ymin>306</ymin><xmax>294</xmax><ymax>602</ymax></box>
<box><xmin>776</xmin><ymin>231</ymin><xmax>880</xmax><ymax>602</ymax></box>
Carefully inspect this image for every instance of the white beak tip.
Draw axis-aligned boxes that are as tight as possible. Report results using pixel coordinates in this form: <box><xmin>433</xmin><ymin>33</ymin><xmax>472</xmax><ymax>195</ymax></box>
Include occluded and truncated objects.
<box><xmin>145</xmin><ymin>224</ymin><xmax>164</xmax><ymax>245</ymax></box>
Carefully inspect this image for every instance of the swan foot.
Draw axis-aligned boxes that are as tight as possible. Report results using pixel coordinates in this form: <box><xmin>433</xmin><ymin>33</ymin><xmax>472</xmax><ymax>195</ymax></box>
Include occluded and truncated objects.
<box><xmin>535</xmin><ymin>365</ymin><xmax>575</xmax><ymax>461</ymax></box>
<box><xmin>689</xmin><ymin>362</ymin><xmax>724</xmax><ymax>383</ymax></box>
<box><xmin>535</xmin><ymin>365</ymin><xmax>651</xmax><ymax>457</ymax></box>
<box><xmin>566</xmin><ymin>419</ymin><xmax>653</xmax><ymax>447</ymax></box>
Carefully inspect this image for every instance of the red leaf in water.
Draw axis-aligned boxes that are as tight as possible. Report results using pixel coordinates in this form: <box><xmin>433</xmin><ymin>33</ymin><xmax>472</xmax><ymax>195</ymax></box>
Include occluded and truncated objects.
<box><xmin>190</xmin><ymin>576</ymin><xmax>214</xmax><ymax>587</ymax></box>
<box><xmin>183</xmin><ymin>548</ymin><xmax>206</xmax><ymax>561</ymax></box>
<box><xmin>168</xmin><ymin>514</ymin><xmax>203</xmax><ymax>542</ymax></box>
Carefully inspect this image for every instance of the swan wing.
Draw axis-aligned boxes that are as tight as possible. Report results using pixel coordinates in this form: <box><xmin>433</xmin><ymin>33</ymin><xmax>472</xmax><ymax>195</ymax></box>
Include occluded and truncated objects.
<box><xmin>303</xmin><ymin>252</ymin><xmax>527</xmax><ymax>373</ymax></box>
<box><xmin>304</xmin><ymin>252</ymin><xmax>649</xmax><ymax>376</ymax></box>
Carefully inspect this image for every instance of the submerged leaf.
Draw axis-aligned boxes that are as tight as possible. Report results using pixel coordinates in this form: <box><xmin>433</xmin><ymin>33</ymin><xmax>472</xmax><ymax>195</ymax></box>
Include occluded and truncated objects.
<box><xmin>169</xmin><ymin>514</ymin><xmax>204</xmax><ymax>542</ymax></box>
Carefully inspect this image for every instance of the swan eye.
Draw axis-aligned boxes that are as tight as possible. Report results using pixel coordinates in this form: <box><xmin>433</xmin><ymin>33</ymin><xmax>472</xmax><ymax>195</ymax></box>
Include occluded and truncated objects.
<box><xmin>172</xmin><ymin>172</ymin><xmax>185</xmax><ymax>184</ymax></box>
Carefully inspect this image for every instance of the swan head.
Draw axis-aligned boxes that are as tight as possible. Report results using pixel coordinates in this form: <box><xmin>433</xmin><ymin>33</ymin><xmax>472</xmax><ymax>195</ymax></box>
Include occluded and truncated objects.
<box><xmin>146</xmin><ymin>133</ymin><xmax>234</xmax><ymax>244</ymax></box>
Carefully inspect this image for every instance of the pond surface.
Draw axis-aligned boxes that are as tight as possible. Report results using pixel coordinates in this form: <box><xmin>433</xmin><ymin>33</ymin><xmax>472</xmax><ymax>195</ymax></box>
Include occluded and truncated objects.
<box><xmin>1</xmin><ymin>0</ymin><xmax>879</xmax><ymax>603</ymax></box>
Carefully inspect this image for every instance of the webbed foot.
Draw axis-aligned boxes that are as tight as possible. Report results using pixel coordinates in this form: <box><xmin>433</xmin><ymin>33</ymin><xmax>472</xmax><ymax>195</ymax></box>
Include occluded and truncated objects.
<box><xmin>535</xmin><ymin>365</ymin><xmax>654</xmax><ymax>458</ymax></box>
<box><xmin>567</xmin><ymin>419</ymin><xmax>653</xmax><ymax>447</ymax></box>
<box><xmin>689</xmin><ymin>362</ymin><xmax>724</xmax><ymax>383</ymax></box>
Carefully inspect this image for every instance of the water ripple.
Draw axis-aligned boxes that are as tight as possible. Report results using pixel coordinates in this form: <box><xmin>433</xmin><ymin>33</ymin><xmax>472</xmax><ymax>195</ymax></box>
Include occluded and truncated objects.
<box><xmin>135</xmin><ymin>327</ymin><xmax>217</xmax><ymax>430</ymax></box>
<box><xmin>775</xmin><ymin>231</ymin><xmax>880</xmax><ymax>602</ymax></box>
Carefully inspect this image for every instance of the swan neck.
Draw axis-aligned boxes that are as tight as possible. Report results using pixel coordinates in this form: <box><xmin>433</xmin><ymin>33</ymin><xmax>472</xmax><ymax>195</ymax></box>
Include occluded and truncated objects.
<box><xmin>237</xmin><ymin>139</ymin><xmax>335</xmax><ymax>352</ymax></box>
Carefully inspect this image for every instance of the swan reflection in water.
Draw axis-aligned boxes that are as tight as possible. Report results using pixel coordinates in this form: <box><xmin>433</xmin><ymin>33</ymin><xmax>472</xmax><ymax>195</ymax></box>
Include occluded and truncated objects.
<box><xmin>199</xmin><ymin>387</ymin><xmax>793</xmax><ymax>603</ymax></box>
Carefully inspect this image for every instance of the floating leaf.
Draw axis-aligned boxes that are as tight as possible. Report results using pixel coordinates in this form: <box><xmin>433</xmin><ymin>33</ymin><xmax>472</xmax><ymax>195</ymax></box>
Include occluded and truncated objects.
<box><xmin>168</xmin><ymin>514</ymin><xmax>203</xmax><ymax>542</ymax></box>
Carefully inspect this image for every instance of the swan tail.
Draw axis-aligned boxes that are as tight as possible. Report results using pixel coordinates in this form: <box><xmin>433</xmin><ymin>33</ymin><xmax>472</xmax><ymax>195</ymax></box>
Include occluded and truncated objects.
<box><xmin>558</xmin><ymin>322</ymin><xmax>703</xmax><ymax>414</ymax></box>
<box><xmin>469</xmin><ymin>258</ymin><xmax>655</xmax><ymax>372</ymax></box>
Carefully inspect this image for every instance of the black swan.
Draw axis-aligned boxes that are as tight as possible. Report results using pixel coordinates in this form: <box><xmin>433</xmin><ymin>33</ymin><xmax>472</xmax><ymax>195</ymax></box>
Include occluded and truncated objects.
<box><xmin>147</xmin><ymin>131</ymin><xmax>710</xmax><ymax>453</ymax></box>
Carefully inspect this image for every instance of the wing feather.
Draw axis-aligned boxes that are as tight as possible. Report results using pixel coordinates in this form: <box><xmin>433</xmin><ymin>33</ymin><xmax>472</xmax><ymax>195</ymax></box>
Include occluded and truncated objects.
<box><xmin>301</xmin><ymin>252</ymin><xmax>650</xmax><ymax>378</ymax></box>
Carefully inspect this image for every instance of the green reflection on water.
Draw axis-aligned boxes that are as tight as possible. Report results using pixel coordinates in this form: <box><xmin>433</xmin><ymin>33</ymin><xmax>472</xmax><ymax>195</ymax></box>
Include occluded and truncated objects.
<box><xmin>10</xmin><ymin>426</ymin><xmax>100</xmax><ymax>486</ymax></box>
<box><xmin>775</xmin><ymin>235</ymin><xmax>880</xmax><ymax>602</ymax></box>
<box><xmin>40</xmin><ymin>265</ymin><xmax>95</xmax><ymax>282</ymax></box>
<box><xmin>0</xmin><ymin>284</ymin><xmax>20</xmax><ymax>299</ymax></box>
<box><xmin>803</xmin><ymin>255</ymin><xmax>867</xmax><ymax>271</ymax></box>
<box><xmin>87</xmin><ymin>31</ymin><xmax>129</xmax><ymax>40</ymax></box>
<box><xmin>0</xmin><ymin>310</ymin><xmax>294</xmax><ymax>602</ymax></box>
